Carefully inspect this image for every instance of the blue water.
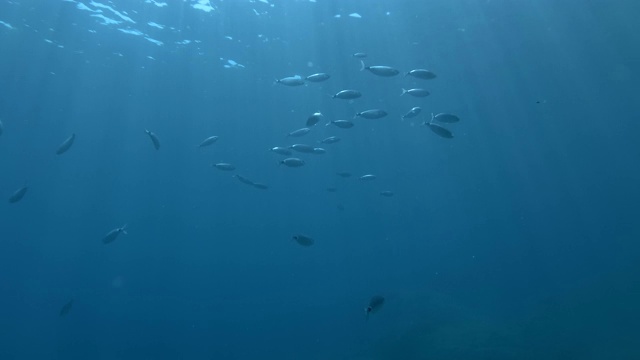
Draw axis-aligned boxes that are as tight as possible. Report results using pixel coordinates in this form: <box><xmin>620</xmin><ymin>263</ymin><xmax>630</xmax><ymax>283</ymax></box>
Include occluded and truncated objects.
<box><xmin>1</xmin><ymin>0</ymin><xmax>639</xmax><ymax>358</ymax></box>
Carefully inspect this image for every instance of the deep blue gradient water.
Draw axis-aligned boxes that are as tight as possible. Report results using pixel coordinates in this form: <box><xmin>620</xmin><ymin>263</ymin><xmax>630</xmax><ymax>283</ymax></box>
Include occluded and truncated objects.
<box><xmin>1</xmin><ymin>0</ymin><xmax>639</xmax><ymax>359</ymax></box>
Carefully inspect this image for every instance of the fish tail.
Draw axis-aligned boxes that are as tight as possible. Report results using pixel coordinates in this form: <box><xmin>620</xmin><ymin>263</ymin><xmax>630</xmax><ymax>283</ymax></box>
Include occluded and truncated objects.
<box><xmin>400</xmin><ymin>88</ymin><xmax>407</xmax><ymax>96</ymax></box>
<box><xmin>359</xmin><ymin>60</ymin><xmax>365</xmax><ymax>71</ymax></box>
<box><xmin>431</xmin><ymin>112</ymin><xmax>435</xmax><ymax>124</ymax></box>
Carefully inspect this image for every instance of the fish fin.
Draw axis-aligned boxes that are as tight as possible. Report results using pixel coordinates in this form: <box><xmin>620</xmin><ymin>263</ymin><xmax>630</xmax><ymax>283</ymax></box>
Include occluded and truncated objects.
<box><xmin>430</xmin><ymin>112</ymin><xmax>435</xmax><ymax>124</ymax></box>
<box><xmin>400</xmin><ymin>88</ymin><xmax>407</xmax><ymax>96</ymax></box>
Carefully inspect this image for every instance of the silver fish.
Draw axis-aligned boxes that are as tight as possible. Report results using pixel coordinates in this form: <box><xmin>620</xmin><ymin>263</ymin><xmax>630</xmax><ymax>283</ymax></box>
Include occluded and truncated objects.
<box><xmin>312</xmin><ymin>147</ymin><xmax>326</xmax><ymax>154</ymax></box>
<box><xmin>359</xmin><ymin>174</ymin><xmax>377</xmax><ymax>181</ymax></box>
<box><xmin>355</xmin><ymin>109</ymin><xmax>388</xmax><ymax>119</ymax></box>
<box><xmin>59</xmin><ymin>299</ymin><xmax>73</xmax><ymax>317</ymax></box>
<box><xmin>145</xmin><ymin>129</ymin><xmax>160</xmax><ymax>150</ymax></box>
<box><xmin>289</xmin><ymin>144</ymin><xmax>315</xmax><ymax>153</ymax></box>
<box><xmin>234</xmin><ymin>174</ymin><xmax>254</xmax><ymax>186</ymax></box>
<box><xmin>402</xmin><ymin>107</ymin><xmax>422</xmax><ymax>120</ymax></box>
<box><xmin>365</xmin><ymin>295</ymin><xmax>385</xmax><ymax>320</ymax></box>
<box><xmin>102</xmin><ymin>224</ymin><xmax>127</xmax><ymax>244</ymax></box>
<box><xmin>56</xmin><ymin>133</ymin><xmax>75</xmax><ymax>155</ymax></box>
<box><xmin>306</xmin><ymin>73</ymin><xmax>330</xmax><ymax>82</ymax></box>
<box><xmin>280</xmin><ymin>158</ymin><xmax>305</xmax><ymax>167</ymax></box>
<box><xmin>333</xmin><ymin>90</ymin><xmax>361</xmax><ymax>100</ymax></box>
<box><xmin>401</xmin><ymin>88</ymin><xmax>430</xmax><ymax>97</ymax></box>
<box><xmin>306</xmin><ymin>112</ymin><xmax>323</xmax><ymax>127</ymax></box>
<box><xmin>8</xmin><ymin>185</ymin><xmax>27</xmax><ymax>203</ymax></box>
<box><xmin>431</xmin><ymin>113</ymin><xmax>460</xmax><ymax>123</ymax></box>
<box><xmin>327</xmin><ymin>120</ymin><xmax>354</xmax><ymax>129</ymax></box>
<box><xmin>293</xmin><ymin>234</ymin><xmax>314</xmax><ymax>247</ymax></box>
<box><xmin>198</xmin><ymin>135</ymin><xmax>219</xmax><ymax>147</ymax></box>
<box><xmin>276</xmin><ymin>75</ymin><xmax>305</xmax><ymax>86</ymax></box>
<box><xmin>360</xmin><ymin>61</ymin><xmax>399</xmax><ymax>77</ymax></box>
<box><xmin>214</xmin><ymin>163</ymin><xmax>236</xmax><ymax>171</ymax></box>
<box><xmin>319</xmin><ymin>136</ymin><xmax>341</xmax><ymax>144</ymax></box>
<box><xmin>426</xmin><ymin>122</ymin><xmax>454</xmax><ymax>138</ymax></box>
<box><xmin>352</xmin><ymin>52</ymin><xmax>368</xmax><ymax>58</ymax></box>
<box><xmin>270</xmin><ymin>146</ymin><xmax>293</xmax><ymax>156</ymax></box>
<box><xmin>287</xmin><ymin>127</ymin><xmax>311</xmax><ymax>137</ymax></box>
<box><xmin>406</xmin><ymin>69</ymin><xmax>437</xmax><ymax>80</ymax></box>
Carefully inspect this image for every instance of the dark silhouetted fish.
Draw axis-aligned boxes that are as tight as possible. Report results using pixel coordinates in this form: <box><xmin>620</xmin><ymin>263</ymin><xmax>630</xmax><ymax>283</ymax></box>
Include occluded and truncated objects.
<box><xmin>59</xmin><ymin>299</ymin><xmax>73</xmax><ymax>317</ymax></box>
<box><xmin>56</xmin><ymin>133</ymin><xmax>75</xmax><ymax>155</ymax></box>
<box><xmin>365</xmin><ymin>295</ymin><xmax>385</xmax><ymax>321</ymax></box>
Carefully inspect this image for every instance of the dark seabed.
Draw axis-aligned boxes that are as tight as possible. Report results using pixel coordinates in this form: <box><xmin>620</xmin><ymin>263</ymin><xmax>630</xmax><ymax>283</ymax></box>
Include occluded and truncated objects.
<box><xmin>1</xmin><ymin>0</ymin><xmax>639</xmax><ymax>359</ymax></box>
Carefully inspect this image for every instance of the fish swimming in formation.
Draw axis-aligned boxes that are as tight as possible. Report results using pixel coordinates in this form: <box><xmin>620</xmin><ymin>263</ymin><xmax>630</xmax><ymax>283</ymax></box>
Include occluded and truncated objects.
<box><xmin>406</xmin><ymin>69</ymin><xmax>437</xmax><ymax>80</ymax></box>
<box><xmin>327</xmin><ymin>120</ymin><xmax>354</xmax><ymax>129</ymax></box>
<box><xmin>401</xmin><ymin>88</ymin><xmax>430</xmax><ymax>97</ymax></box>
<box><xmin>214</xmin><ymin>163</ymin><xmax>236</xmax><ymax>171</ymax></box>
<box><xmin>402</xmin><ymin>107</ymin><xmax>422</xmax><ymax>120</ymax></box>
<box><xmin>198</xmin><ymin>135</ymin><xmax>219</xmax><ymax>147</ymax></box>
<box><xmin>319</xmin><ymin>136</ymin><xmax>341</xmax><ymax>144</ymax></box>
<box><xmin>312</xmin><ymin>147</ymin><xmax>326</xmax><ymax>154</ymax></box>
<box><xmin>360</xmin><ymin>61</ymin><xmax>400</xmax><ymax>77</ymax></box>
<box><xmin>352</xmin><ymin>52</ymin><xmax>368</xmax><ymax>58</ymax></box>
<box><xmin>252</xmin><ymin>183</ymin><xmax>269</xmax><ymax>190</ymax></box>
<box><xmin>276</xmin><ymin>75</ymin><xmax>305</xmax><ymax>86</ymax></box>
<box><xmin>280</xmin><ymin>158</ymin><xmax>305</xmax><ymax>167</ymax></box>
<box><xmin>145</xmin><ymin>129</ymin><xmax>160</xmax><ymax>150</ymax></box>
<box><xmin>59</xmin><ymin>299</ymin><xmax>73</xmax><ymax>317</ymax></box>
<box><xmin>359</xmin><ymin>174</ymin><xmax>377</xmax><ymax>181</ymax></box>
<box><xmin>306</xmin><ymin>112</ymin><xmax>323</xmax><ymax>127</ymax></box>
<box><xmin>56</xmin><ymin>133</ymin><xmax>75</xmax><ymax>155</ymax></box>
<box><xmin>431</xmin><ymin>113</ymin><xmax>460</xmax><ymax>123</ymax></box>
<box><xmin>287</xmin><ymin>127</ymin><xmax>311</xmax><ymax>137</ymax></box>
<box><xmin>305</xmin><ymin>73</ymin><xmax>330</xmax><ymax>82</ymax></box>
<box><xmin>269</xmin><ymin>146</ymin><xmax>292</xmax><ymax>156</ymax></box>
<box><xmin>365</xmin><ymin>295</ymin><xmax>385</xmax><ymax>321</ymax></box>
<box><xmin>102</xmin><ymin>224</ymin><xmax>127</xmax><ymax>244</ymax></box>
<box><xmin>289</xmin><ymin>144</ymin><xmax>315</xmax><ymax>153</ymax></box>
<box><xmin>233</xmin><ymin>174</ymin><xmax>254</xmax><ymax>186</ymax></box>
<box><xmin>426</xmin><ymin>122</ymin><xmax>454</xmax><ymax>139</ymax></box>
<box><xmin>333</xmin><ymin>90</ymin><xmax>361</xmax><ymax>100</ymax></box>
<box><xmin>292</xmin><ymin>234</ymin><xmax>314</xmax><ymax>247</ymax></box>
<box><xmin>355</xmin><ymin>109</ymin><xmax>388</xmax><ymax>119</ymax></box>
<box><xmin>8</xmin><ymin>185</ymin><xmax>28</xmax><ymax>203</ymax></box>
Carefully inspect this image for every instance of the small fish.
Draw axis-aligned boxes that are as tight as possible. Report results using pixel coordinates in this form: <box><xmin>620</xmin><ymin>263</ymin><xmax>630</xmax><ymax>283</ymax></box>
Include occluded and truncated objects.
<box><xmin>280</xmin><ymin>158</ymin><xmax>305</xmax><ymax>167</ymax></box>
<box><xmin>359</xmin><ymin>174</ymin><xmax>377</xmax><ymax>181</ymax></box>
<box><xmin>319</xmin><ymin>136</ymin><xmax>341</xmax><ymax>144</ymax></box>
<box><xmin>431</xmin><ymin>113</ymin><xmax>460</xmax><ymax>123</ymax></box>
<box><xmin>380</xmin><ymin>191</ymin><xmax>394</xmax><ymax>197</ymax></box>
<box><xmin>8</xmin><ymin>185</ymin><xmax>27</xmax><ymax>203</ymax></box>
<box><xmin>289</xmin><ymin>144</ymin><xmax>315</xmax><ymax>153</ymax></box>
<box><xmin>306</xmin><ymin>73</ymin><xmax>330</xmax><ymax>82</ymax></box>
<box><xmin>355</xmin><ymin>109</ymin><xmax>388</xmax><ymax>119</ymax></box>
<box><xmin>276</xmin><ymin>75</ymin><xmax>305</xmax><ymax>86</ymax></box>
<box><xmin>406</xmin><ymin>69</ymin><xmax>437</xmax><ymax>80</ymax></box>
<box><xmin>145</xmin><ymin>129</ymin><xmax>160</xmax><ymax>150</ymax></box>
<box><xmin>426</xmin><ymin>122</ymin><xmax>454</xmax><ymax>138</ymax></box>
<box><xmin>402</xmin><ymin>107</ymin><xmax>422</xmax><ymax>120</ymax></box>
<box><xmin>336</xmin><ymin>172</ymin><xmax>352</xmax><ymax>178</ymax></box>
<box><xmin>333</xmin><ymin>90</ymin><xmax>361</xmax><ymax>100</ymax></box>
<box><xmin>287</xmin><ymin>127</ymin><xmax>311</xmax><ymax>137</ymax></box>
<box><xmin>360</xmin><ymin>61</ymin><xmax>400</xmax><ymax>77</ymax></box>
<box><xmin>327</xmin><ymin>120</ymin><xmax>354</xmax><ymax>129</ymax></box>
<box><xmin>233</xmin><ymin>174</ymin><xmax>254</xmax><ymax>186</ymax></box>
<box><xmin>352</xmin><ymin>52</ymin><xmax>368</xmax><ymax>58</ymax></box>
<box><xmin>292</xmin><ymin>234</ymin><xmax>314</xmax><ymax>247</ymax></box>
<box><xmin>59</xmin><ymin>299</ymin><xmax>73</xmax><ymax>317</ymax></box>
<box><xmin>198</xmin><ymin>135</ymin><xmax>219</xmax><ymax>147</ymax></box>
<box><xmin>270</xmin><ymin>146</ymin><xmax>292</xmax><ymax>156</ymax></box>
<box><xmin>56</xmin><ymin>133</ymin><xmax>75</xmax><ymax>155</ymax></box>
<box><xmin>252</xmin><ymin>183</ymin><xmax>269</xmax><ymax>190</ymax></box>
<box><xmin>0</xmin><ymin>119</ymin><xmax>4</xmax><ymax>136</ymax></box>
<box><xmin>312</xmin><ymin>147</ymin><xmax>326</xmax><ymax>154</ymax></box>
<box><xmin>306</xmin><ymin>112</ymin><xmax>323</xmax><ymax>127</ymax></box>
<box><xmin>102</xmin><ymin>224</ymin><xmax>127</xmax><ymax>244</ymax></box>
<box><xmin>365</xmin><ymin>295</ymin><xmax>385</xmax><ymax>320</ymax></box>
<box><xmin>214</xmin><ymin>163</ymin><xmax>236</xmax><ymax>171</ymax></box>
<box><xmin>401</xmin><ymin>88</ymin><xmax>430</xmax><ymax>97</ymax></box>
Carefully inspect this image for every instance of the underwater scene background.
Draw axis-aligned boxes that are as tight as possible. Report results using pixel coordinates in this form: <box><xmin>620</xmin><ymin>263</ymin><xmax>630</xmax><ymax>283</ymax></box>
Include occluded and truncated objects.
<box><xmin>0</xmin><ymin>0</ymin><xmax>639</xmax><ymax>359</ymax></box>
